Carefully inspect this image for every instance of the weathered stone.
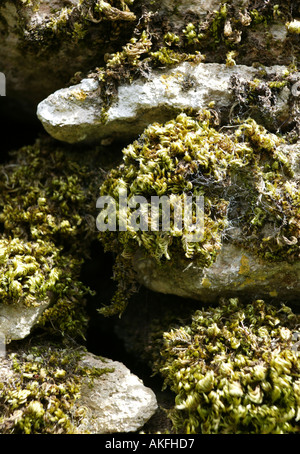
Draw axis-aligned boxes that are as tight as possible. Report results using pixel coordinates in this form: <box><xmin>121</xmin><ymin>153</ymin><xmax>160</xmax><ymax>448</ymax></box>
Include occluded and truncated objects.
<box><xmin>37</xmin><ymin>78</ymin><xmax>103</xmax><ymax>143</ymax></box>
<box><xmin>0</xmin><ymin>301</ymin><xmax>50</xmax><ymax>342</ymax></box>
<box><xmin>157</xmin><ymin>0</ymin><xmax>221</xmax><ymax>21</ymax></box>
<box><xmin>0</xmin><ymin>345</ymin><xmax>158</xmax><ymax>434</ymax></box>
<box><xmin>76</xmin><ymin>353</ymin><xmax>158</xmax><ymax>434</ymax></box>
<box><xmin>37</xmin><ymin>62</ymin><xmax>292</xmax><ymax>144</ymax></box>
<box><xmin>133</xmin><ymin>243</ymin><xmax>300</xmax><ymax>304</ymax></box>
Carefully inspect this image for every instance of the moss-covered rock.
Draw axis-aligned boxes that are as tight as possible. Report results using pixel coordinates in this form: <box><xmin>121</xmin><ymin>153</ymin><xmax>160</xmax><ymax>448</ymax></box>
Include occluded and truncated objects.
<box><xmin>38</xmin><ymin>62</ymin><xmax>299</xmax><ymax>144</ymax></box>
<box><xmin>0</xmin><ymin>338</ymin><xmax>157</xmax><ymax>434</ymax></box>
<box><xmin>2</xmin><ymin>0</ymin><xmax>299</xmax><ymax>437</ymax></box>
<box><xmin>96</xmin><ymin>112</ymin><xmax>300</xmax><ymax>315</ymax></box>
<box><xmin>0</xmin><ymin>341</ymin><xmax>88</xmax><ymax>434</ymax></box>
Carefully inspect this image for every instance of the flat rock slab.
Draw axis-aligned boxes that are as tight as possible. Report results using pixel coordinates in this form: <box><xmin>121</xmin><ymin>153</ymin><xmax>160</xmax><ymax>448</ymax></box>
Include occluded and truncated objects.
<box><xmin>37</xmin><ymin>62</ymin><xmax>290</xmax><ymax>144</ymax></box>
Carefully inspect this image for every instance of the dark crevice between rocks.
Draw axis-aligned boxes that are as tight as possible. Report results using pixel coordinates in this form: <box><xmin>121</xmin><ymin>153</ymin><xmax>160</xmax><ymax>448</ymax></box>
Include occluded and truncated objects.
<box><xmin>0</xmin><ymin>97</ymin><xmax>45</xmax><ymax>162</ymax></box>
<box><xmin>81</xmin><ymin>239</ymin><xmax>160</xmax><ymax>381</ymax></box>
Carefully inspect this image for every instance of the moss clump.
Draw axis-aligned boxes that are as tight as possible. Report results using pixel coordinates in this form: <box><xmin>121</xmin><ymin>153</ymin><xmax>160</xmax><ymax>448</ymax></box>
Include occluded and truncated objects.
<box><xmin>0</xmin><ymin>139</ymin><xmax>104</xmax><ymax>338</ymax></box>
<box><xmin>151</xmin><ymin>298</ymin><xmax>300</xmax><ymax>434</ymax></box>
<box><xmin>105</xmin><ymin>30</ymin><xmax>153</xmax><ymax>71</ymax></box>
<box><xmin>99</xmin><ymin>111</ymin><xmax>237</xmax><ymax>265</ymax></box>
<box><xmin>0</xmin><ymin>141</ymin><xmax>99</xmax><ymax>255</ymax></box>
<box><xmin>0</xmin><ymin>238</ymin><xmax>62</xmax><ymax>308</ymax></box>
<box><xmin>286</xmin><ymin>20</ymin><xmax>300</xmax><ymax>34</ymax></box>
<box><xmin>97</xmin><ymin>111</ymin><xmax>299</xmax><ymax>316</ymax></box>
<box><xmin>0</xmin><ymin>343</ymin><xmax>113</xmax><ymax>434</ymax></box>
<box><xmin>226</xmin><ymin>50</ymin><xmax>238</xmax><ymax>67</ymax></box>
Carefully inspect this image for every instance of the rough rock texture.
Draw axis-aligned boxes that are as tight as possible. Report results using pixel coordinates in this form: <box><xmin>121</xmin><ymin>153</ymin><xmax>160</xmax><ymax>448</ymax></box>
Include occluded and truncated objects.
<box><xmin>0</xmin><ymin>301</ymin><xmax>50</xmax><ymax>342</ymax></box>
<box><xmin>159</xmin><ymin>0</ymin><xmax>221</xmax><ymax>17</ymax></box>
<box><xmin>133</xmin><ymin>243</ymin><xmax>300</xmax><ymax>304</ymax></box>
<box><xmin>0</xmin><ymin>344</ymin><xmax>158</xmax><ymax>434</ymax></box>
<box><xmin>37</xmin><ymin>62</ymin><xmax>292</xmax><ymax>143</ymax></box>
<box><xmin>37</xmin><ymin>78</ymin><xmax>103</xmax><ymax>144</ymax></box>
<box><xmin>76</xmin><ymin>353</ymin><xmax>158</xmax><ymax>434</ymax></box>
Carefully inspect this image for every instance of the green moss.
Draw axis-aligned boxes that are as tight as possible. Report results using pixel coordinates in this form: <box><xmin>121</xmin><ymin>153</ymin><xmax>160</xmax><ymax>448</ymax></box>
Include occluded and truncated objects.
<box><xmin>151</xmin><ymin>298</ymin><xmax>300</xmax><ymax>434</ymax></box>
<box><xmin>286</xmin><ymin>20</ymin><xmax>300</xmax><ymax>34</ymax></box>
<box><xmin>0</xmin><ymin>142</ymin><xmax>100</xmax><ymax>254</ymax></box>
<box><xmin>0</xmin><ymin>238</ymin><xmax>62</xmax><ymax>308</ymax></box>
<box><xmin>150</xmin><ymin>48</ymin><xmax>204</xmax><ymax>66</ymax></box>
<box><xmin>268</xmin><ymin>80</ymin><xmax>288</xmax><ymax>89</ymax></box>
<box><xmin>0</xmin><ymin>343</ymin><xmax>113</xmax><ymax>434</ymax></box>
<box><xmin>226</xmin><ymin>50</ymin><xmax>237</xmax><ymax>67</ymax></box>
<box><xmin>250</xmin><ymin>9</ymin><xmax>268</xmax><ymax>26</ymax></box>
<box><xmin>0</xmin><ymin>139</ymin><xmax>105</xmax><ymax>338</ymax></box>
<box><xmin>182</xmin><ymin>23</ymin><xmax>199</xmax><ymax>46</ymax></box>
<box><xmin>97</xmin><ymin>112</ymin><xmax>299</xmax><ymax>316</ymax></box>
<box><xmin>210</xmin><ymin>2</ymin><xmax>228</xmax><ymax>44</ymax></box>
<box><xmin>106</xmin><ymin>30</ymin><xmax>152</xmax><ymax>69</ymax></box>
<box><xmin>99</xmin><ymin>112</ymin><xmax>237</xmax><ymax>264</ymax></box>
<box><xmin>163</xmin><ymin>32</ymin><xmax>180</xmax><ymax>47</ymax></box>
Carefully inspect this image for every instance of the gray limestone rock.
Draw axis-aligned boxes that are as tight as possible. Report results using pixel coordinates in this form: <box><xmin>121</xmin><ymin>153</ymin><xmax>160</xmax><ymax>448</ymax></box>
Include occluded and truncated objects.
<box><xmin>37</xmin><ymin>63</ymin><xmax>291</xmax><ymax>144</ymax></box>
<box><xmin>75</xmin><ymin>353</ymin><xmax>158</xmax><ymax>434</ymax></box>
<box><xmin>0</xmin><ymin>301</ymin><xmax>50</xmax><ymax>342</ymax></box>
<box><xmin>157</xmin><ymin>0</ymin><xmax>222</xmax><ymax>23</ymax></box>
<box><xmin>37</xmin><ymin>78</ymin><xmax>103</xmax><ymax>143</ymax></box>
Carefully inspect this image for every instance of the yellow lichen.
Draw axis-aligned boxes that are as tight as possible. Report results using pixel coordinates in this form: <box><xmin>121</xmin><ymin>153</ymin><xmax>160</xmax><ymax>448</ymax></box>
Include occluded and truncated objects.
<box><xmin>238</xmin><ymin>255</ymin><xmax>250</xmax><ymax>275</ymax></box>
